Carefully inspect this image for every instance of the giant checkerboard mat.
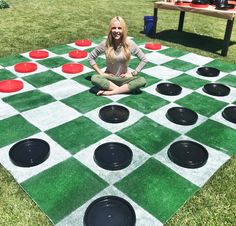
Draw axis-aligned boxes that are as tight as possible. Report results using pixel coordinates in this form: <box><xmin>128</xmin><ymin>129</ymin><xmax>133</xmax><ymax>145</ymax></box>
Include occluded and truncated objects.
<box><xmin>0</xmin><ymin>37</ymin><xmax>236</xmax><ymax>226</ymax></box>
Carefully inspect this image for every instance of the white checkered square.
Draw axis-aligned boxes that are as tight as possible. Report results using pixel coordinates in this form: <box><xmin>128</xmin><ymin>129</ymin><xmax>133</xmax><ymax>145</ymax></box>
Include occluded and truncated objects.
<box><xmin>143</xmin><ymin>81</ymin><xmax>193</xmax><ymax>102</ymax></box>
<box><xmin>0</xmin><ymin>132</ymin><xmax>71</xmax><ymax>183</ymax></box>
<box><xmin>5</xmin><ymin>62</ymin><xmax>49</xmax><ymax>78</ymax></box>
<box><xmin>147</xmin><ymin>102</ymin><xmax>208</xmax><ymax>134</ymax></box>
<box><xmin>142</xmin><ymin>65</ymin><xmax>183</xmax><ymax>80</ymax></box>
<box><xmin>154</xmin><ymin>135</ymin><xmax>230</xmax><ymax>187</ymax></box>
<box><xmin>56</xmin><ymin>185</ymin><xmax>163</xmax><ymax>226</ymax></box>
<box><xmin>39</xmin><ymin>79</ymin><xmax>89</xmax><ymax>100</ymax></box>
<box><xmin>74</xmin><ymin>134</ymin><xmax>150</xmax><ymax>184</ymax></box>
<box><xmin>22</xmin><ymin>101</ymin><xmax>81</xmax><ymax>131</ymax></box>
<box><xmin>84</xmin><ymin>103</ymin><xmax>144</xmax><ymax>133</ymax></box>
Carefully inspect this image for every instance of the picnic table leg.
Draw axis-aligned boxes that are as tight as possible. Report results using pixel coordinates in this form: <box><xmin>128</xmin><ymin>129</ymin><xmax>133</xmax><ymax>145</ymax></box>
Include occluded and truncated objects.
<box><xmin>221</xmin><ymin>18</ymin><xmax>234</xmax><ymax>56</ymax></box>
<box><xmin>178</xmin><ymin>11</ymin><xmax>185</xmax><ymax>32</ymax></box>
<box><xmin>153</xmin><ymin>7</ymin><xmax>158</xmax><ymax>38</ymax></box>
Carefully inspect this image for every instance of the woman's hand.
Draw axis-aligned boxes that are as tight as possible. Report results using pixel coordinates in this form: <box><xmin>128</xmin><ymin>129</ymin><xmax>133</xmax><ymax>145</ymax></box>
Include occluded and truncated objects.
<box><xmin>99</xmin><ymin>72</ymin><xmax>113</xmax><ymax>77</ymax></box>
<box><xmin>119</xmin><ymin>72</ymin><xmax>133</xmax><ymax>78</ymax></box>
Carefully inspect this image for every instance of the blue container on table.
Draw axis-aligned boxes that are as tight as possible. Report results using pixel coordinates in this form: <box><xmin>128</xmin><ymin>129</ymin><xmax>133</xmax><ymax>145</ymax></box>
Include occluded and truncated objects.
<box><xmin>144</xmin><ymin>16</ymin><xmax>154</xmax><ymax>35</ymax></box>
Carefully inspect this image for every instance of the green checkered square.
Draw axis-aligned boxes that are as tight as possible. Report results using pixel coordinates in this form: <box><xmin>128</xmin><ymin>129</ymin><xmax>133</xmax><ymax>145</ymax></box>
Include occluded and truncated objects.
<box><xmin>38</xmin><ymin>56</ymin><xmax>72</xmax><ymax>68</ymax></box>
<box><xmin>61</xmin><ymin>90</ymin><xmax>112</xmax><ymax>114</ymax></box>
<box><xmin>0</xmin><ymin>115</ymin><xmax>39</xmax><ymax>148</ymax></box>
<box><xmin>162</xmin><ymin>59</ymin><xmax>197</xmax><ymax>72</ymax></box>
<box><xmin>169</xmin><ymin>73</ymin><xmax>209</xmax><ymax>90</ymax></box>
<box><xmin>187</xmin><ymin>119</ymin><xmax>236</xmax><ymax>156</ymax></box>
<box><xmin>159</xmin><ymin>47</ymin><xmax>189</xmax><ymax>58</ymax></box>
<box><xmin>0</xmin><ymin>55</ymin><xmax>30</xmax><ymax>67</ymax></box>
<box><xmin>129</xmin><ymin>58</ymin><xmax>157</xmax><ymax>70</ymax></box>
<box><xmin>92</xmin><ymin>37</ymin><xmax>106</xmax><ymax>44</ymax></box>
<box><xmin>204</xmin><ymin>59</ymin><xmax>236</xmax><ymax>73</ymax></box>
<box><xmin>46</xmin><ymin>116</ymin><xmax>111</xmax><ymax>154</ymax></box>
<box><xmin>116</xmin><ymin>116</ymin><xmax>180</xmax><ymax>155</ymax></box>
<box><xmin>73</xmin><ymin>71</ymin><xmax>95</xmax><ymax>87</ymax></box>
<box><xmin>138</xmin><ymin>72</ymin><xmax>160</xmax><ymax>87</ymax></box>
<box><xmin>118</xmin><ymin>91</ymin><xmax>169</xmax><ymax>114</ymax></box>
<box><xmin>216</xmin><ymin>74</ymin><xmax>236</xmax><ymax>88</ymax></box>
<box><xmin>23</xmin><ymin>70</ymin><xmax>65</xmax><ymax>88</ymax></box>
<box><xmin>0</xmin><ymin>69</ymin><xmax>17</xmax><ymax>81</ymax></box>
<box><xmin>175</xmin><ymin>92</ymin><xmax>227</xmax><ymax>117</ymax></box>
<box><xmin>3</xmin><ymin>90</ymin><xmax>56</xmax><ymax>112</ymax></box>
<box><xmin>82</xmin><ymin>47</ymin><xmax>95</xmax><ymax>53</ymax></box>
<box><xmin>21</xmin><ymin>157</ymin><xmax>108</xmax><ymax>224</ymax></box>
<box><xmin>132</xmin><ymin>38</ymin><xmax>146</xmax><ymax>46</ymax></box>
<box><xmin>80</xmin><ymin>57</ymin><xmax>106</xmax><ymax>69</ymax></box>
<box><xmin>47</xmin><ymin>44</ymin><xmax>77</xmax><ymax>55</ymax></box>
<box><xmin>115</xmin><ymin>158</ymin><xmax>198</xmax><ymax>223</ymax></box>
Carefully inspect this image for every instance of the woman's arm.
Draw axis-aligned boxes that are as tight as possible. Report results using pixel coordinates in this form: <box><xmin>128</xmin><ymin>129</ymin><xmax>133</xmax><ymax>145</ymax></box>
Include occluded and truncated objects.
<box><xmin>130</xmin><ymin>40</ymin><xmax>148</xmax><ymax>76</ymax></box>
<box><xmin>88</xmin><ymin>41</ymin><xmax>108</xmax><ymax>76</ymax></box>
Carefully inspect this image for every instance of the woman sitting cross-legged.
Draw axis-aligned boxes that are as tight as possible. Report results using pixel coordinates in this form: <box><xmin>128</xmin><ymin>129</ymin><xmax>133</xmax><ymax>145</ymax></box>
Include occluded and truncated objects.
<box><xmin>88</xmin><ymin>16</ymin><xmax>147</xmax><ymax>96</ymax></box>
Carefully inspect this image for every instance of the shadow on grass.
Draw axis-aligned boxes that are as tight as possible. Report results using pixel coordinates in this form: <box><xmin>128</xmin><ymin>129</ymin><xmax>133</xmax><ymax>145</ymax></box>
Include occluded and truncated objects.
<box><xmin>144</xmin><ymin>29</ymin><xmax>236</xmax><ymax>55</ymax></box>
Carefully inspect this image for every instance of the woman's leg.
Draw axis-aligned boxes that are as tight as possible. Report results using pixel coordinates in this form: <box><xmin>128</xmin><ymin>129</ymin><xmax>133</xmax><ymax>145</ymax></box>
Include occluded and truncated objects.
<box><xmin>101</xmin><ymin>76</ymin><xmax>146</xmax><ymax>95</ymax></box>
<box><xmin>91</xmin><ymin>74</ymin><xmax>120</xmax><ymax>95</ymax></box>
<box><xmin>125</xmin><ymin>77</ymin><xmax>147</xmax><ymax>91</ymax></box>
<box><xmin>91</xmin><ymin>74</ymin><xmax>146</xmax><ymax>95</ymax></box>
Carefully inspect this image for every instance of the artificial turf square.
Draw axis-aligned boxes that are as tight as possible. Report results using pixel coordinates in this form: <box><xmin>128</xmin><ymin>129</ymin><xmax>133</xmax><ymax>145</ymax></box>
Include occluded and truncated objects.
<box><xmin>115</xmin><ymin>158</ymin><xmax>198</xmax><ymax>223</ymax></box>
<box><xmin>92</xmin><ymin>37</ymin><xmax>106</xmax><ymax>44</ymax></box>
<box><xmin>116</xmin><ymin>116</ymin><xmax>180</xmax><ymax>155</ymax></box>
<box><xmin>132</xmin><ymin>38</ymin><xmax>146</xmax><ymax>46</ymax></box>
<box><xmin>159</xmin><ymin>47</ymin><xmax>189</xmax><ymax>58</ymax></box>
<box><xmin>61</xmin><ymin>90</ymin><xmax>112</xmax><ymax>114</ymax></box>
<box><xmin>0</xmin><ymin>55</ymin><xmax>30</xmax><ymax>67</ymax></box>
<box><xmin>129</xmin><ymin>58</ymin><xmax>157</xmax><ymax>70</ymax></box>
<box><xmin>138</xmin><ymin>71</ymin><xmax>160</xmax><ymax>87</ymax></box>
<box><xmin>3</xmin><ymin>90</ymin><xmax>56</xmax><ymax>112</ymax></box>
<box><xmin>187</xmin><ymin>119</ymin><xmax>236</xmax><ymax>156</ymax></box>
<box><xmin>82</xmin><ymin>47</ymin><xmax>95</xmax><ymax>53</ymax></box>
<box><xmin>203</xmin><ymin>59</ymin><xmax>236</xmax><ymax>73</ymax></box>
<box><xmin>80</xmin><ymin>56</ymin><xmax>106</xmax><ymax>69</ymax></box>
<box><xmin>169</xmin><ymin>73</ymin><xmax>209</xmax><ymax>90</ymax></box>
<box><xmin>47</xmin><ymin>44</ymin><xmax>77</xmax><ymax>55</ymax></box>
<box><xmin>0</xmin><ymin>69</ymin><xmax>17</xmax><ymax>81</ymax></box>
<box><xmin>73</xmin><ymin>71</ymin><xmax>94</xmax><ymax>88</ymax></box>
<box><xmin>175</xmin><ymin>92</ymin><xmax>227</xmax><ymax>117</ymax></box>
<box><xmin>38</xmin><ymin>56</ymin><xmax>72</xmax><ymax>68</ymax></box>
<box><xmin>46</xmin><ymin>116</ymin><xmax>111</xmax><ymax>154</ymax></box>
<box><xmin>216</xmin><ymin>74</ymin><xmax>236</xmax><ymax>88</ymax></box>
<box><xmin>0</xmin><ymin>115</ymin><xmax>40</xmax><ymax>148</ymax></box>
<box><xmin>118</xmin><ymin>91</ymin><xmax>169</xmax><ymax>114</ymax></box>
<box><xmin>23</xmin><ymin>70</ymin><xmax>65</xmax><ymax>88</ymax></box>
<box><xmin>161</xmin><ymin>59</ymin><xmax>197</xmax><ymax>72</ymax></box>
<box><xmin>21</xmin><ymin>157</ymin><xmax>108</xmax><ymax>224</ymax></box>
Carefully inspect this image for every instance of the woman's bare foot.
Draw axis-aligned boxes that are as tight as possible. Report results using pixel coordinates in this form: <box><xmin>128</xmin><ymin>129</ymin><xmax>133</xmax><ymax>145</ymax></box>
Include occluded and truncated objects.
<box><xmin>97</xmin><ymin>90</ymin><xmax>113</xmax><ymax>96</ymax></box>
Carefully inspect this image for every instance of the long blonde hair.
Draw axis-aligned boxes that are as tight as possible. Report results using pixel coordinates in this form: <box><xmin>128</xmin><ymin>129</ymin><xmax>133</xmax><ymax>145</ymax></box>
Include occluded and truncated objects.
<box><xmin>105</xmin><ymin>16</ymin><xmax>131</xmax><ymax>63</ymax></box>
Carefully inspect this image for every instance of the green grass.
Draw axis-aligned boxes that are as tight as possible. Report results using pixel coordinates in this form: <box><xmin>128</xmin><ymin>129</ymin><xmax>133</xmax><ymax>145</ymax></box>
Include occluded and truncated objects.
<box><xmin>0</xmin><ymin>0</ymin><xmax>236</xmax><ymax>225</ymax></box>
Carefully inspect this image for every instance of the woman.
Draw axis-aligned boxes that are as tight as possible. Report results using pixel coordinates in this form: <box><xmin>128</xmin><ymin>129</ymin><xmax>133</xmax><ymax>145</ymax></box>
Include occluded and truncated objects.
<box><xmin>88</xmin><ymin>16</ymin><xmax>147</xmax><ymax>96</ymax></box>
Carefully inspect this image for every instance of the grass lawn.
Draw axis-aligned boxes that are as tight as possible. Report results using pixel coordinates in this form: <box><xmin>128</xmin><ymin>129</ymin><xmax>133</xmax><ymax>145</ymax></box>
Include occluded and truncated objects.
<box><xmin>0</xmin><ymin>0</ymin><xmax>236</xmax><ymax>225</ymax></box>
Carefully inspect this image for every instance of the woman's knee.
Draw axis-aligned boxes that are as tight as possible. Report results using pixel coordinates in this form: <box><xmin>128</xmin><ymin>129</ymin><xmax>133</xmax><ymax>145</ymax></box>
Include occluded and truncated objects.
<box><xmin>138</xmin><ymin>77</ymin><xmax>147</xmax><ymax>87</ymax></box>
<box><xmin>91</xmin><ymin>74</ymin><xmax>110</xmax><ymax>89</ymax></box>
<box><xmin>128</xmin><ymin>77</ymin><xmax>147</xmax><ymax>91</ymax></box>
<box><xmin>91</xmin><ymin>74</ymin><xmax>101</xmax><ymax>84</ymax></box>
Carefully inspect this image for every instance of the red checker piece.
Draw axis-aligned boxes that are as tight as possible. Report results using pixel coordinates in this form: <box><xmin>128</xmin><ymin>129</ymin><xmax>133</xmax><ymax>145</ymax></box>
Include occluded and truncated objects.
<box><xmin>0</xmin><ymin>80</ymin><xmax>24</xmax><ymax>93</ymax></box>
<box><xmin>14</xmin><ymin>62</ymin><xmax>37</xmax><ymax>73</ymax></box>
<box><xmin>69</xmin><ymin>50</ymin><xmax>88</xmax><ymax>58</ymax></box>
<box><xmin>75</xmin><ymin>39</ymin><xmax>92</xmax><ymax>47</ymax></box>
<box><xmin>175</xmin><ymin>2</ymin><xmax>191</xmax><ymax>6</ymax></box>
<box><xmin>190</xmin><ymin>3</ymin><xmax>209</xmax><ymax>8</ymax></box>
<box><xmin>62</xmin><ymin>63</ymin><xmax>84</xmax><ymax>74</ymax></box>
<box><xmin>145</xmin><ymin>43</ymin><xmax>162</xmax><ymax>50</ymax></box>
<box><xmin>29</xmin><ymin>50</ymin><xmax>49</xmax><ymax>59</ymax></box>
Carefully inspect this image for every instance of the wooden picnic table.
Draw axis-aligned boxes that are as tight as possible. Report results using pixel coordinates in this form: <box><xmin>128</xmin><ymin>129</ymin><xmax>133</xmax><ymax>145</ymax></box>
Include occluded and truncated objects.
<box><xmin>153</xmin><ymin>1</ymin><xmax>236</xmax><ymax>56</ymax></box>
